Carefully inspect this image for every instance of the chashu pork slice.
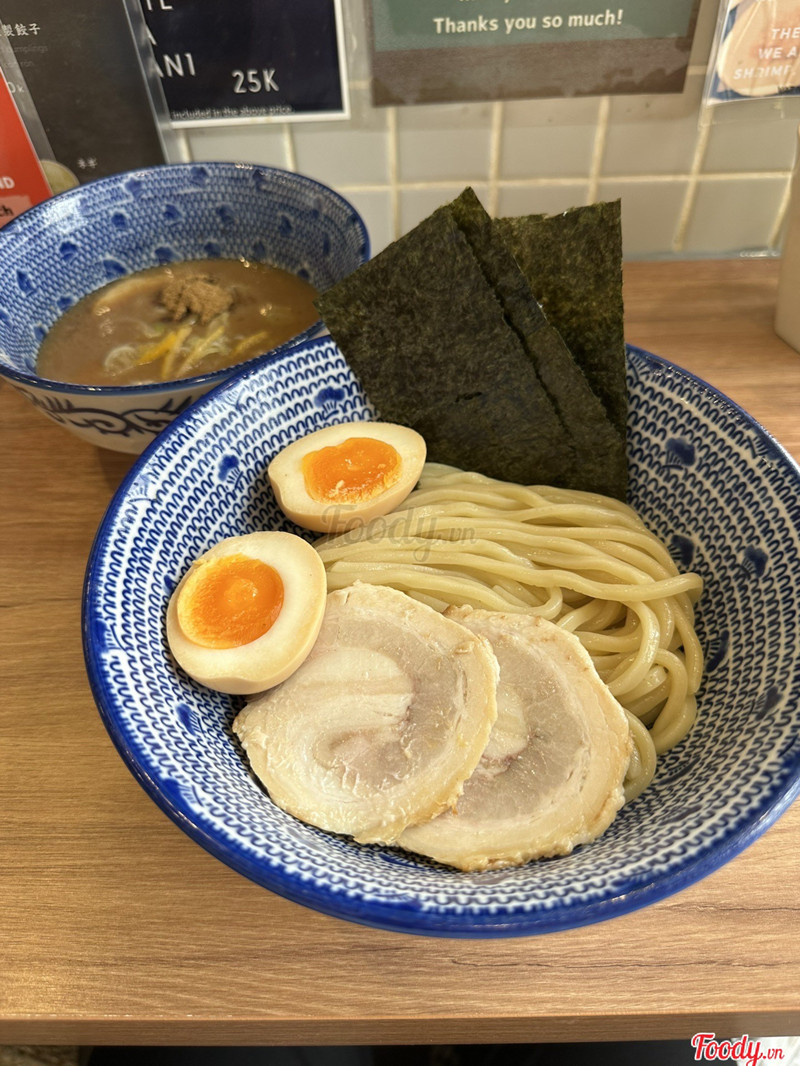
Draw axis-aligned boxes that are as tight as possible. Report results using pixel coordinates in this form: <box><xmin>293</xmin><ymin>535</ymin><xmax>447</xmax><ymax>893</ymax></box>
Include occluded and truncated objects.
<box><xmin>233</xmin><ymin>582</ymin><xmax>499</xmax><ymax>845</ymax></box>
<box><xmin>397</xmin><ymin>607</ymin><xmax>632</xmax><ymax>871</ymax></box>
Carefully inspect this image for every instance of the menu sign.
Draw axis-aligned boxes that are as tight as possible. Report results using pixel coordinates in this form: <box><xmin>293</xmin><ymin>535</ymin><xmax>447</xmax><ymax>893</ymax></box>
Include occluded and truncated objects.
<box><xmin>368</xmin><ymin>0</ymin><xmax>700</xmax><ymax>105</ymax></box>
<box><xmin>1</xmin><ymin>0</ymin><xmax>166</xmax><ymax>184</ymax></box>
<box><xmin>0</xmin><ymin>72</ymin><xmax>51</xmax><ymax>229</ymax></box>
<box><xmin>138</xmin><ymin>0</ymin><xmax>349</xmax><ymax>126</ymax></box>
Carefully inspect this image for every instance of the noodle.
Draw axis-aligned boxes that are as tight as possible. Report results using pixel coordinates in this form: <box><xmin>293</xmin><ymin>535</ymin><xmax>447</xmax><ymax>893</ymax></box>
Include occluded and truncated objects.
<box><xmin>316</xmin><ymin>463</ymin><xmax>704</xmax><ymax>801</ymax></box>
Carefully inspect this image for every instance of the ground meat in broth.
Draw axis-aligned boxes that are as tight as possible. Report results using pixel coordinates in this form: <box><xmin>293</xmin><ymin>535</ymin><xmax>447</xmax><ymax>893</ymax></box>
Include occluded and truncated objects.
<box><xmin>36</xmin><ymin>257</ymin><xmax>319</xmax><ymax>386</ymax></box>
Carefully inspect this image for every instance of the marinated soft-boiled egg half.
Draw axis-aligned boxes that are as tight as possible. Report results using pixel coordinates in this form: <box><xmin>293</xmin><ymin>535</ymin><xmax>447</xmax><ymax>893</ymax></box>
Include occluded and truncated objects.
<box><xmin>166</xmin><ymin>531</ymin><xmax>327</xmax><ymax>695</ymax></box>
<box><xmin>267</xmin><ymin>421</ymin><xmax>426</xmax><ymax>534</ymax></box>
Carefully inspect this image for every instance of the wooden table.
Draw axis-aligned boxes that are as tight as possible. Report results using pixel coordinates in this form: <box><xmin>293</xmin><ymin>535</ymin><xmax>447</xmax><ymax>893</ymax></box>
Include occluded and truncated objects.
<box><xmin>2</xmin><ymin>258</ymin><xmax>799</xmax><ymax>1048</ymax></box>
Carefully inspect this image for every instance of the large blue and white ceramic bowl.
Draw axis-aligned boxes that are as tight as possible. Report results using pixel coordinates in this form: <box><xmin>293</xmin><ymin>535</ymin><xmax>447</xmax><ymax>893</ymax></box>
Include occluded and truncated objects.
<box><xmin>0</xmin><ymin>162</ymin><xmax>368</xmax><ymax>453</ymax></box>
<box><xmin>83</xmin><ymin>338</ymin><xmax>800</xmax><ymax>937</ymax></box>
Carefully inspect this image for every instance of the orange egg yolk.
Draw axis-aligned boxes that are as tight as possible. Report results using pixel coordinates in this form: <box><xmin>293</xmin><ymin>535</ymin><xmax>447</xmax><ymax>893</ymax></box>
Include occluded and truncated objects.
<box><xmin>301</xmin><ymin>436</ymin><xmax>401</xmax><ymax>503</ymax></box>
<box><xmin>176</xmin><ymin>553</ymin><xmax>284</xmax><ymax>650</ymax></box>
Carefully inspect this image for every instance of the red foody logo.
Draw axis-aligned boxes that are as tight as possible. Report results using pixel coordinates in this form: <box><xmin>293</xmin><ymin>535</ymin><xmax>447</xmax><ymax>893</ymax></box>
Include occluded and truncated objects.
<box><xmin>691</xmin><ymin>1033</ymin><xmax>785</xmax><ymax>1064</ymax></box>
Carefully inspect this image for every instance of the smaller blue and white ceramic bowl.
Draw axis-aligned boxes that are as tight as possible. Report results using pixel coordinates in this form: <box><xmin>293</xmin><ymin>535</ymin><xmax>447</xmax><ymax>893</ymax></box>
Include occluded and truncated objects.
<box><xmin>0</xmin><ymin>162</ymin><xmax>369</xmax><ymax>453</ymax></box>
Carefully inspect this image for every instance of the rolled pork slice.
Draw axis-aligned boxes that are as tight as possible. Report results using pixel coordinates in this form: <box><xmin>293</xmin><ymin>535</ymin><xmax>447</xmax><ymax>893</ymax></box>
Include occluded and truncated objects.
<box><xmin>397</xmin><ymin>607</ymin><xmax>632</xmax><ymax>871</ymax></box>
<box><xmin>233</xmin><ymin>582</ymin><xmax>499</xmax><ymax>845</ymax></box>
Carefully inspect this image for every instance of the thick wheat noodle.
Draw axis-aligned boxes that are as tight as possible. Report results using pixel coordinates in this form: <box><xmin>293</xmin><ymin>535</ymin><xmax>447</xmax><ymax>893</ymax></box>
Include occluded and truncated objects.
<box><xmin>648</xmin><ymin>649</ymin><xmax>696</xmax><ymax>753</ymax></box>
<box><xmin>599</xmin><ymin>603</ymin><xmax>662</xmax><ymax>697</ymax></box>
<box><xmin>325</xmin><ymin>560</ymin><xmax>538</xmax><ymax>612</ymax></box>
<box><xmin>355</xmin><ymin>510</ymin><xmax>684</xmax><ymax>576</ymax></box>
<box><xmin>316</xmin><ymin>463</ymin><xmax>704</xmax><ymax>802</ymax></box>
<box><xmin>324</xmin><ymin>538</ymin><xmax>699</xmax><ymax>603</ymax></box>
<box><xmin>559</xmin><ymin>597</ymin><xmax>626</xmax><ymax>634</ymax></box>
<box><xmin>625</xmin><ymin>711</ymin><xmax>658</xmax><ymax>800</ymax></box>
<box><xmin>615</xmin><ymin>663</ymin><xmax>669</xmax><ymax>708</ymax></box>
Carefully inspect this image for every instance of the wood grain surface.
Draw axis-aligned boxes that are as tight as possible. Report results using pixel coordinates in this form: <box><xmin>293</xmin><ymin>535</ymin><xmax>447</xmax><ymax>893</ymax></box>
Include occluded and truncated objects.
<box><xmin>1</xmin><ymin>258</ymin><xmax>799</xmax><ymax>1046</ymax></box>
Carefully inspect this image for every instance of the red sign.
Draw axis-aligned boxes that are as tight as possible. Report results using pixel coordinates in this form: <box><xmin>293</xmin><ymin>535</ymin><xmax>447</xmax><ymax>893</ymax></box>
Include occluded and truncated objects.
<box><xmin>0</xmin><ymin>75</ymin><xmax>51</xmax><ymax>229</ymax></box>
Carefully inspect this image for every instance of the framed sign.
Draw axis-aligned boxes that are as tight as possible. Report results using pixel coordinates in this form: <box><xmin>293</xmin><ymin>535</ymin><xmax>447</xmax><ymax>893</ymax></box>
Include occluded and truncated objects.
<box><xmin>1</xmin><ymin>0</ymin><xmax>167</xmax><ymax>184</ymax></box>
<box><xmin>137</xmin><ymin>0</ymin><xmax>349</xmax><ymax>126</ymax></box>
<box><xmin>0</xmin><ymin>67</ymin><xmax>52</xmax><ymax>229</ymax></box>
<box><xmin>705</xmin><ymin>0</ymin><xmax>800</xmax><ymax>104</ymax></box>
<box><xmin>367</xmin><ymin>0</ymin><xmax>701</xmax><ymax>105</ymax></box>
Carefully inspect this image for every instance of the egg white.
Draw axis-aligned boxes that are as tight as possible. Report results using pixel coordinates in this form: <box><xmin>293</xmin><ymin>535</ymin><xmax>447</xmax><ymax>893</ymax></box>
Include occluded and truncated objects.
<box><xmin>268</xmin><ymin>421</ymin><xmax>426</xmax><ymax>534</ymax></box>
<box><xmin>166</xmin><ymin>531</ymin><xmax>327</xmax><ymax>695</ymax></box>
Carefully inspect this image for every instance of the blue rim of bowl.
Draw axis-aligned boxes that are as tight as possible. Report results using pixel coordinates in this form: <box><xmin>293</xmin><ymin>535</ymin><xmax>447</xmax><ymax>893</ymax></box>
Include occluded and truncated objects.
<box><xmin>0</xmin><ymin>161</ymin><xmax>370</xmax><ymax>397</ymax></box>
<box><xmin>82</xmin><ymin>340</ymin><xmax>800</xmax><ymax>938</ymax></box>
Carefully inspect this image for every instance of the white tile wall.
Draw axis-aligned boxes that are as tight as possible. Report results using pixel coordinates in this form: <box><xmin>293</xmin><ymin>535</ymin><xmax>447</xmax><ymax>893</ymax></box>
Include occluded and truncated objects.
<box><xmin>703</xmin><ymin>98</ymin><xmax>800</xmax><ymax>172</ymax></box>
<box><xmin>398</xmin><ymin>182</ymin><xmax>491</xmax><ymax>233</ymax></box>
<box><xmin>500</xmin><ymin>97</ymin><xmax>601</xmax><ymax>181</ymax></box>
<box><xmin>596</xmin><ymin>178</ymin><xmax>691</xmax><ymax>257</ymax></box>
<box><xmin>684</xmin><ymin>175</ymin><xmax>789</xmax><ymax>253</ymax></box>
<box><xmin>292</xmin><ymin>86</ymin><xmax>391</xmax><ymax>187</ymax></box>
<box><xmin>495</xmin><ymin>183</ymin><xmax>592</xmax><ymax>219</ymax></box>
<box><xmin>182</xmin><ymin>0</ymin><xmax>800</xmax><ymax>260</ymax></box>
<box><xmin>396</xmin><ymin>103</ymin><xmax>494</xmax><ymax>184</ymax></box>
<box><xmin>603</xmin><ymin>76</ymin><xmax>707</xmax><ymax>176</ymax></box>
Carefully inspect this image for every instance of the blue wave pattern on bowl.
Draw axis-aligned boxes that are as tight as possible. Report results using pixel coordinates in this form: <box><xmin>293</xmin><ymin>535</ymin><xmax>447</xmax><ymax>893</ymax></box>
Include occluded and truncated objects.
<box><xmin>0</xmin><ymin>162</ymin><xmax>369</xmax><ymax>445</ymax></box>
<box><xmin>83</xmin><ymin>339</ymin><xmax>800</xmax><ymax>937</ymax></box>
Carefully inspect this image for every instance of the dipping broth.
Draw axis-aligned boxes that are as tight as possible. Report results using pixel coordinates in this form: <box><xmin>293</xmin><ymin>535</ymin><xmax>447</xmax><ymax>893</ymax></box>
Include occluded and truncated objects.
<box><xmin>36</xmin><ymin>258</ymin><xmax>319</xmax><ymax>386</ymax></box>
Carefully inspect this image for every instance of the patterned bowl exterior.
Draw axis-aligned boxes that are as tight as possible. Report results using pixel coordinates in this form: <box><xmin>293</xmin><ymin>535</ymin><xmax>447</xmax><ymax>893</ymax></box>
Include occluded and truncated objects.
<box><xmin>0</xmin><ymin>162</ymin><xmax>368</xmax><ymax>453</ymax></box>
<box><xmin>83</xmin><ymin>339</ymin><xmax>800</xmax><ymax>937</ymax></box>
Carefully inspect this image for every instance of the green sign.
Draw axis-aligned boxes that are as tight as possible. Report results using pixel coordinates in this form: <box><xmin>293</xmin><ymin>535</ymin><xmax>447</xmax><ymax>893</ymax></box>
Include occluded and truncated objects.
<box><xmin>368</xmin><ymin>0</ymin><xmax>700</xmax><ymax>105</ymax></box>
<box><xmin>372</xmin><ymin>0</ymin><xmax>696</xmax><ymax>51</ymax></box>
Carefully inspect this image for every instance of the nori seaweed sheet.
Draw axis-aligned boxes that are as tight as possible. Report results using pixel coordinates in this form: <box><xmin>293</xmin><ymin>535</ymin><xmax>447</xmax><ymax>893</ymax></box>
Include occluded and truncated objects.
<box><xmin>496</xmin><ymin>201</ymin><xmax>627</xmax><ymax>440</ymax></box>
<box><xmin>316</xmin><ymin>206</ymin><xmax>577</xmax><ymax>489</ymax></box>
<box><xmin>449</xmin><ymin>188</ymin><xmax>626</xmax><ymax>499</ymax></box>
